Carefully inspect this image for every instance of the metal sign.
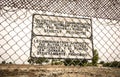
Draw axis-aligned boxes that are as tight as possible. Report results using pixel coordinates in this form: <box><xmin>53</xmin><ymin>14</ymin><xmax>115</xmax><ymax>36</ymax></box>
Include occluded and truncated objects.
<box><xmin>31</xmin><ymin>14</ymin><xmax>93</xmax><ymax>59</ymax></box>
<box><xmin>33</xmin><ymin>15</ymin><xmax>91</xmax><ymax>38</ymax></box>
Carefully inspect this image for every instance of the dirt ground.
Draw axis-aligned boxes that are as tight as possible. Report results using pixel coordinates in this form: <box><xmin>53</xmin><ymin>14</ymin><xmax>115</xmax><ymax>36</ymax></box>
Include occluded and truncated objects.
<box><xmin>0</xmin><ymin>64</ymin><xmax>120</xmax><ymax>77</ymax></box>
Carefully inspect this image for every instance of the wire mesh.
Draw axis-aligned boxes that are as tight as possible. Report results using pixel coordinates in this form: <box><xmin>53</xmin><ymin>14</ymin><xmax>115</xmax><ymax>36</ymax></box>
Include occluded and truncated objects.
<box><xmin>0</xmin><ymin>0</ymin><xmax>120</xmax><ymax>77</ymax></box>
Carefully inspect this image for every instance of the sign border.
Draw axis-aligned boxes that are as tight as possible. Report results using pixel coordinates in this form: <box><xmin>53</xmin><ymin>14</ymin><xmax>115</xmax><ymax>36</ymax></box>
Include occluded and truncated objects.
<box><xmin>30</xmin><ymin>14</ymin><xmax>94</xmax><ymax>60</ymax></box>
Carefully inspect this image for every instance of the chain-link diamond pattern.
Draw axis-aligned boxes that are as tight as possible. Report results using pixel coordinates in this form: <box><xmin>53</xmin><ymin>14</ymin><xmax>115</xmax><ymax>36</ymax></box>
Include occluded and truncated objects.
<box><xmin>0</xmin><ymin>0</ymin><xmax>120</xmax><ymax>20</ymax></box>
<box><xmin>0</xmin><ymin>0</ymin><xmax>120</xmax><ymax>77</ymax></box>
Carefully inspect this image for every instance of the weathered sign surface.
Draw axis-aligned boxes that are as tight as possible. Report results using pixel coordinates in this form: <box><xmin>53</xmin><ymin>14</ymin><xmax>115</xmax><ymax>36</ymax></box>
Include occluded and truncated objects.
<box><xmin>31</xmin><ymin>14</ymin><xmax>93</xmax><ymax>59</ymax></box>
<box><xmin>33</xmin><ymin>15</ymin><xmax>91</xmax><ymax>38</ymax></box>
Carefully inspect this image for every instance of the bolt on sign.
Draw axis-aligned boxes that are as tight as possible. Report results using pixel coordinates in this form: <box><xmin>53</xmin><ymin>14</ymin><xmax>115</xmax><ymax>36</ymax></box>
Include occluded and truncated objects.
<box><xmin>31</xmin><ymin>14</ymin><xmax>93</xmax><ymax>59</ymax></box>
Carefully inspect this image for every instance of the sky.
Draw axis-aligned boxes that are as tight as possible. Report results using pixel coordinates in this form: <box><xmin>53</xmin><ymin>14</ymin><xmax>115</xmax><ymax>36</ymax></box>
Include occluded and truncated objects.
<box><xmin>0</xmin><ymin>7</ymin><xmax>120</xmax><ymax>64</ymax></box>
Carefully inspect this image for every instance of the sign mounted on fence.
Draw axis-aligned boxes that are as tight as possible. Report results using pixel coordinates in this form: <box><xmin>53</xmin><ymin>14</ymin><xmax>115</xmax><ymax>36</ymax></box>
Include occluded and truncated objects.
<box><xmin>33</xmin><ymin>14</ymin><xmax>91</xmax><ymax>38</ymax></box>
<box><xmin>31</xmin><ymin>14</ymin><xmax>93</xmax><ymax>59</ymax></box>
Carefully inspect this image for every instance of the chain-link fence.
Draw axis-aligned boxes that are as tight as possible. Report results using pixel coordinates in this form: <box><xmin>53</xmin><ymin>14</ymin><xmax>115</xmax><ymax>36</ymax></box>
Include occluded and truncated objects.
<box><xmin>0</xmin><ymin>0</ymin><xmax>120</xmax><ymax>77</ymax></box>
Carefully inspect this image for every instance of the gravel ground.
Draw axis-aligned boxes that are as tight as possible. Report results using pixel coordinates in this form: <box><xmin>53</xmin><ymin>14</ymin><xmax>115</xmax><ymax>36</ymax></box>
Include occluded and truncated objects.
<box><xmin>0</xmin><ymin>64</ymin><xmax>120</xmax><ymax>77</ymax></box>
